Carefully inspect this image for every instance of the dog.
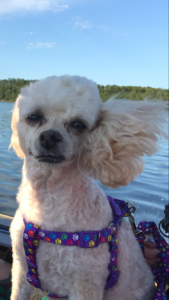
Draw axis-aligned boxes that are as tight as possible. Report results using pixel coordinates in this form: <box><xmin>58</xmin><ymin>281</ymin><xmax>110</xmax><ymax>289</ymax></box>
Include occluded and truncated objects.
<box><xmin>9</xmin><ymin>75</ymin><xmax>167</xmax><ymax>300</ymax></box>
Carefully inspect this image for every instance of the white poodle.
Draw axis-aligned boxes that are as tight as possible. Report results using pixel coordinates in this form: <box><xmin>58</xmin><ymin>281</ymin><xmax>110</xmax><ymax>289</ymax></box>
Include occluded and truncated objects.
<box><xmin>9</xmin><ymin>75</ymin><xmax>167</xmax><ymax>300</ymax></box>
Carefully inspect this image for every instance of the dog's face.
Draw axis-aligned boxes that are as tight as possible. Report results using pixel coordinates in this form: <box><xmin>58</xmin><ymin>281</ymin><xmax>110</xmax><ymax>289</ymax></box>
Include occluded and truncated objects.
<box><xmin>10</xmin><ymin>76</ymin><xmax>102</xmax><ymax>168</ymax></box>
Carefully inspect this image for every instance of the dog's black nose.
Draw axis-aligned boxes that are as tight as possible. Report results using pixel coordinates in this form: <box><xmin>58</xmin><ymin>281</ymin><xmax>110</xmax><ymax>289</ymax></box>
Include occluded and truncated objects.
<box><xmin>39</xmin><ymin>130</ymin><xmax>63</xmax><ymax>149</ymax></box>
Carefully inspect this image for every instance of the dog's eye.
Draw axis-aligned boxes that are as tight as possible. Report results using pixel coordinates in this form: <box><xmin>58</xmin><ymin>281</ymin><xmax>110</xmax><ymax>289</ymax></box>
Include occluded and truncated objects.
<box><xmin>28</xmin><ymin>115</ymin><xmax>39</xmax><ymax>121</ymax></box>
<box><xmin>26</xmin><ymin>113</ymin><xmax>43</xmax><ymax>125</ymax></box>
<box><xmin>71</xmin><ymin>121</ymin><xmax>87</xmax><ymax>130</ymax></box>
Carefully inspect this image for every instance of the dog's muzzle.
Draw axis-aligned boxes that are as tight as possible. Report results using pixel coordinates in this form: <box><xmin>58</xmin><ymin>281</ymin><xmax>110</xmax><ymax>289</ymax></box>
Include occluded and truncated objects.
<box><xmin>34</xmin><ymin>130</ymin><xmax>66</xmax><ymax>163</ymax></box>
<box><xmin>39</xmin><ymin>130</ymin><xmax>63</xmax><ymax>150</ymax></box>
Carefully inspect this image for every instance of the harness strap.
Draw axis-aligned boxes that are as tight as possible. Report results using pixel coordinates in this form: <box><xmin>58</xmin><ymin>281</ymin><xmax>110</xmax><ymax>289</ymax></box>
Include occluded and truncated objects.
<box><xmin>137</xmin><ymin>221</ymin><xmax>169</xmax><ymax>300</ymax></box>
<box><xmin>23</xmin><ymin>221</ymin><xmax>41</xmax><ymax>289</ymax></box>
<box><xmin>105</xmin><ymin>197</ymin><xmax>130</xmax><ymax>290</ymax></box>
<box><xmin>22</xmin><ymin>196</ymin><xmax>131</xmax><ymax>298</ymax></box>
<box><xmin>32</xmin><ymin>227</ymin><xmax>112</xmax><ymax>248</ymax></box>
<box><xmin>23</xmin><ymin>220</ymin><xmax>66</xmax><ymax>298</ymax></box>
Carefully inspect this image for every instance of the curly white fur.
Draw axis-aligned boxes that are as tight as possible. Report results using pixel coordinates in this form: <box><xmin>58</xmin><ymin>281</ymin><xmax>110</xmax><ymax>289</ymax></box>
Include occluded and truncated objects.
<box><xmin>9</xmin><ymin>75</ymin><xmax>167</xmax><ymax>300</ymax></box>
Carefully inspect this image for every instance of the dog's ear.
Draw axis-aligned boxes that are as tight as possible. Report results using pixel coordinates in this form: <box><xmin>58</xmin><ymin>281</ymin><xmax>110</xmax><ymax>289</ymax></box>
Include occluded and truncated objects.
<box><xmin>9</xmin><ymin>99</ymin><xmax>24</xmax><ymax>159</ymax></box>
<box><xmin>79</xmin><ymin>100</ymin><xmax>168</xmax><ymax>188</ymax></box>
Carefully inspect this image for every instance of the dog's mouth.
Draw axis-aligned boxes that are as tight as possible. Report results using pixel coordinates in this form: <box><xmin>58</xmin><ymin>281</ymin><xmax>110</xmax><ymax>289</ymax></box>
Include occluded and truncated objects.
<box><xmin>39</xmin><ymin>156</ymin><xmax>66</xmax><ymax>164</ymax></box>
<box><xmin>37</xmin><ymin>155</ymin><xmax>65</xmax><ymax>164</ymax></box>
<box><xmin>30</xmin><ymin>150</ymin><xmax>65</xmax><ymax>164</ymax></box>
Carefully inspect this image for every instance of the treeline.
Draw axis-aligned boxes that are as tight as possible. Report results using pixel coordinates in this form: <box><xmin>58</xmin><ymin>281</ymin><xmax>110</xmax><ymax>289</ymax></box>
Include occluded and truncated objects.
<box><xmin>0</xmin><ymin>78</ymin><xmax>168</xmax><ymax>102</ymax></box>
<box><xmin>0</xmin><ymin>79</ymin><xmax>36</xmax><ymax>101</ymax></box>
<box><xmin>98</xmin><ymin>84</ymin><xmax>168</xmax><ymax>102</ymax></box>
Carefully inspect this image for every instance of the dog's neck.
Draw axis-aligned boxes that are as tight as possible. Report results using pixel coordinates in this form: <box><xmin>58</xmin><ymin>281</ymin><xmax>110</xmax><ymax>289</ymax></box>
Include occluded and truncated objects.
<box><xmin>18</xmin><ymin>157</ymin><xmax>92</xmax><ymax>227</ymax></box>
<box><xmin>18</xmin><ymin>157</ymin><xmax>112</xmax><ymax>231</ymax></box>
<box><xmin>22</xmin><ymin>157</ymin><xmax>84</xmax><ymax>194</ymax></box>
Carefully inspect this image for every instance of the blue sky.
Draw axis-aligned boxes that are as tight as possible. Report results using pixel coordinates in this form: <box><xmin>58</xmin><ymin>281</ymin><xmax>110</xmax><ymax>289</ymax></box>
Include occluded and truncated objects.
<box><xmin>0</xmin><ymin>0</ymin><xmax>168</xmax><ymax>88</ymax></box>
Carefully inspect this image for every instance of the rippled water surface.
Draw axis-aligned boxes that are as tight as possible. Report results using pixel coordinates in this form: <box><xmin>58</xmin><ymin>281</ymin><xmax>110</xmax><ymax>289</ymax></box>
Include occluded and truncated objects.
<box><xmin>0</xmin><ymin>102</ymin><xmax>168</xmax><ymax>229</ymax></box>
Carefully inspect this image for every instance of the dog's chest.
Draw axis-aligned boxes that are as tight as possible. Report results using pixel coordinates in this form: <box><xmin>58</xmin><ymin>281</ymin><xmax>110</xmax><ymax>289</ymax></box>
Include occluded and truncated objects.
<box><xmin>35</xmin><ymin>236</ymin><xmax>109</xmax><ymax>295</ymax></box>
<box><xmin>37</xmin><ymin>241</ymin><xmax>76</xmax><ymax>276</ymax></box>
<box><xmin>20</xmin><ymin>178</ymin><xmax>113</xmax><ymax>294</ymax></box>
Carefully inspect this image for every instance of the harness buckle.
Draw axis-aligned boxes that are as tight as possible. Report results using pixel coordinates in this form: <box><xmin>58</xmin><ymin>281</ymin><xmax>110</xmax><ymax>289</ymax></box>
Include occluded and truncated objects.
<box><xmin>127</xmin><ymin>202</ymin><xmax>136</xmax><ymax>214</ymax></box>
<box><xmin>128</xmin><ymin>212</ymin><xmax>145</xmax><ymax>239</ymax></box>
<box><xmin>79</xmin><ymin>231</ymin><xmax>101</xmax><ymax>248</ymax></box>
<box><xmin>108</xmin><ymin>223</ymin><xmax>116</xmax><ymax>235</ymax></box>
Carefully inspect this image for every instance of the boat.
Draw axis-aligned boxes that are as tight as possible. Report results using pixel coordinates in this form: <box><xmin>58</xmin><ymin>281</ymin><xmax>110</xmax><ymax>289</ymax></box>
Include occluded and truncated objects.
<box><xmin>0</xmin><ymin>213</ymin><xmax>13</xmax><ymax>259</ymax></box>
<box><xmin>0</xmin><ymin>214</ymin><xmax>168</xmax><ymax>299</ymax></box>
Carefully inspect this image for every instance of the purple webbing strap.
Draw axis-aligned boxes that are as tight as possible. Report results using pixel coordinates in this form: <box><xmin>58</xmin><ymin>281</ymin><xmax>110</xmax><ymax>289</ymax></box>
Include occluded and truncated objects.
<box><xmin>23</xmin><ymin>218</ymin><xmax>41</xmax><ymax>289</ymax></box>
<box><xmin>23</xmin><ymin>218</ymin><xmax>66</xmax><ymax>298</ymax></box>
<box><xmin>137</xmin><ymin>221</ymin><xmax>169</xmax><ymax>300</ymax></box>
<box><xmin>23</xmin><ymin>196</ymin><xmax>129</xmax><ymax>298</ymax></box>
<box><xmin>34</xmin><ymin>228</ymin><xmax>112</xmax><ymax>248</ymax></box>
<box><xmin>23</xmin><ymin>218</ymin><xmax>112</xmax><ymax>298</ymax></box>
<box><xmin>105</xmin><ymin>197</ymin><xmax>130</xmax><ymax>289</ymax></box>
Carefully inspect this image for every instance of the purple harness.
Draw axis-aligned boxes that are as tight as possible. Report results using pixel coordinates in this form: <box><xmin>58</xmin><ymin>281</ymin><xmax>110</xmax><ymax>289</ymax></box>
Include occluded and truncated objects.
<box><xmin>23</xmin><ymin>196</ymin><xmax>169</xmax><ymax>299</ymax></box>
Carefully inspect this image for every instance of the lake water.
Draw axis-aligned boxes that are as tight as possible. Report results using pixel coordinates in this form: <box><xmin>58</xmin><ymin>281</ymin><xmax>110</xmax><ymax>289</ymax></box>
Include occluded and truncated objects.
<box><xmin>0</xmin><ymin>102</ymin><xmax>168</xmax><ymax>231</ymax></box>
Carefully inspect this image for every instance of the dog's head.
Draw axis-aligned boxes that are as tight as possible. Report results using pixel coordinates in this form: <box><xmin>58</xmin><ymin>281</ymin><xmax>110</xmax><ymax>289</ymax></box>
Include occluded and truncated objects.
<box><xmin>10</xmin><ymin>76</ymin><xmax>102</xmax><ymax>167</ymax></box>
<box><xmin>10</xmin><ymin>75</ymin><xmax>167</xmax><ymax>187</ymax></box>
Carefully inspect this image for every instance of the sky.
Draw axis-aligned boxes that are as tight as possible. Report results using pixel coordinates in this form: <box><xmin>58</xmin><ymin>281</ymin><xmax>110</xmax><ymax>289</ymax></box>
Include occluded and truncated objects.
<box><xmin>0</xmin><ymin>0</ymin><xmax>168</xmax><ymax>88</ymax></box>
